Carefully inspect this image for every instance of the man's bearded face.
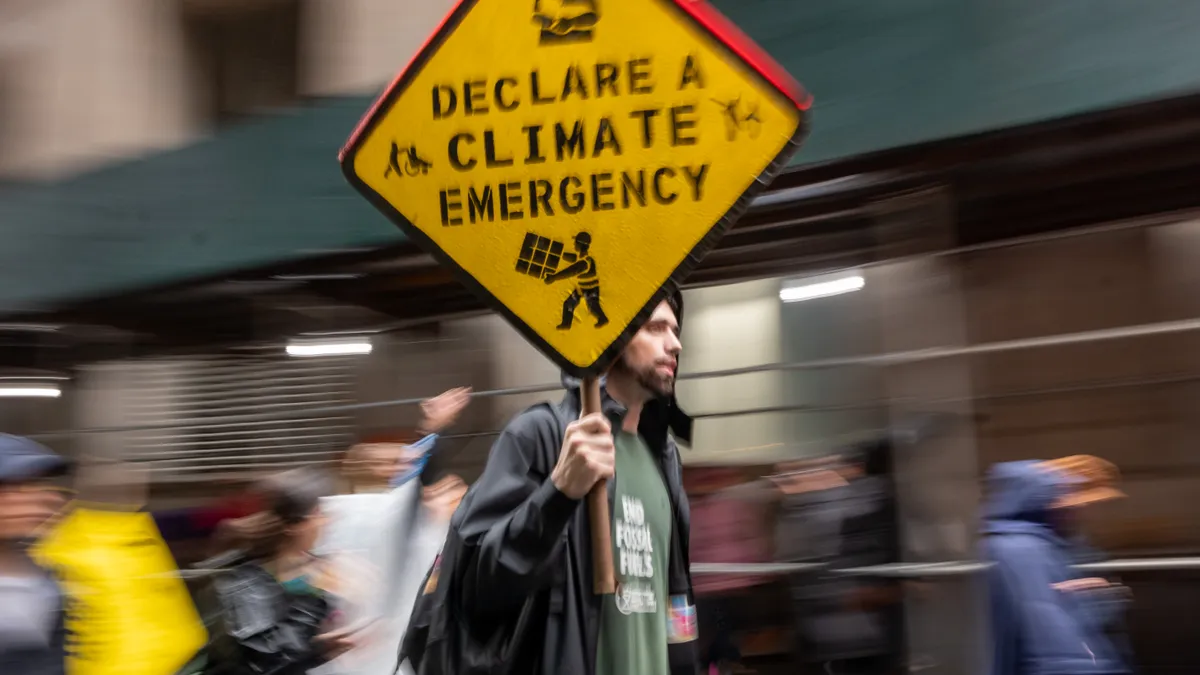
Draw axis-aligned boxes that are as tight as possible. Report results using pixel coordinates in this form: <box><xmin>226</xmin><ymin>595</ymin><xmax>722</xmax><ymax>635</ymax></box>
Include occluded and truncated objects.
<box><xmin>612</xmin><ymin>300</ymin><xmax>681</xmax><ymax>398</ymax></box>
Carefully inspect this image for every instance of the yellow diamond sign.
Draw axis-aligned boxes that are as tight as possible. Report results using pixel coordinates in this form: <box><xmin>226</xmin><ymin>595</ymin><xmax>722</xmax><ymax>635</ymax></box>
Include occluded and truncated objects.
<box><xmin>341</xmin><ymin>0</ymin><xmax>809</xmax><ymax>376</ymax></box>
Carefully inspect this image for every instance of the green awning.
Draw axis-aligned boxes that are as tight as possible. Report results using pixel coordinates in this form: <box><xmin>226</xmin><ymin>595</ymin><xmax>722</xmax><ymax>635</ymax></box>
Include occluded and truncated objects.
<box><xmin>723</xmin><ymin>0</ymin><xmax>1200</xmax><ymax>163</ymax></box>
<box><xmin>4</xmin><ymin>0</ymin><xmax>1200</xmax><ymax>312</ymax></box>
<box><xmin>0</xmin><ymin>97</ymin><xmax>400</xmax><ymax>313</ymax></box>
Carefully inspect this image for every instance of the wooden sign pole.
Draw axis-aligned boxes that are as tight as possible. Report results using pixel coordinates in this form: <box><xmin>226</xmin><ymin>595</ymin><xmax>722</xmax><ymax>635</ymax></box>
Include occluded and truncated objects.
<box><xmin>581</xmin><ymin>375</ymin><xmax>616</xmax><ymax>595</ymax></box>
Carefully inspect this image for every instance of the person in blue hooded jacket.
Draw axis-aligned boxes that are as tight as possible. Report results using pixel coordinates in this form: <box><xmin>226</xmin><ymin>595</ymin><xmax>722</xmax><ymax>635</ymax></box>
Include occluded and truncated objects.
<box><xmin>0</xmin><ymin>434</ymin><xmax>70</xmax><ymax>675</ymax></box>
<box><xmin>982</xmin><ymin>461</ymin><xmax>1129</xmax><ymax>675</ymax></box>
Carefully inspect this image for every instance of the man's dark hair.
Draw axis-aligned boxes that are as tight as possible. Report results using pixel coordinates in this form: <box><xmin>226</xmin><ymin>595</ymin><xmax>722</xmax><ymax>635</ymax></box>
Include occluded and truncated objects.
<box><xmin>665</xmin><ymin>289</ymin><xmax>684</xmax><ymax>332</ymax></box>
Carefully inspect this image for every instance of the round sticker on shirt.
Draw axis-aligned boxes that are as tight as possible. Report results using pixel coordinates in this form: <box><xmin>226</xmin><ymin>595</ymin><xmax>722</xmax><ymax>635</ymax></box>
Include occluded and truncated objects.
<box><xmin>615</xmin><ymin>581</ymin><xmax>659</xmax><ymax>615</ymax></box>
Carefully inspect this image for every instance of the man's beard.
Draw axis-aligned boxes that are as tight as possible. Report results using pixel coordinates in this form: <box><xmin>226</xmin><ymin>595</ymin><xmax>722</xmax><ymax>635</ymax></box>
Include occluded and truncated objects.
<box><xmin>612</xmin><ymin>355</ymin><xmax>675</xmax><ymax>399</ymax></box>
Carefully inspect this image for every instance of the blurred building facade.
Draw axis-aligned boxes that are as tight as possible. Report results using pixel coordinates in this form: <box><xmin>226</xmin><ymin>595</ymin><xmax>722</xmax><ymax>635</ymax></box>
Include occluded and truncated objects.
<box><xmin>7</xmin><ymin>214</ymin><xmax>1196</xmax><ymax>673</ymax></box>
<box><xmin>3</xmin><ymin>2</ymin><xmax>1200</xmax><ymax>673</ymax></box>
<box><xmin>0</xmin><ymin>0</ymin><xmax>454</xmax><ymax>180</ymax></box>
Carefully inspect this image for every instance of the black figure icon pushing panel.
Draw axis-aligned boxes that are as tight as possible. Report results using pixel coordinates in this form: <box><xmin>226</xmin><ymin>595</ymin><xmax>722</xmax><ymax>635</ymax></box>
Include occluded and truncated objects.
<box><xmin>515</xmin><ymin>231</ymin><xmax>608</xmax><ymax>329</ymax></box>
<box><xmin>532</xmin><ymin>0</ymin><xmax>599</xmax><ymax>44</ymax></box>
<box><xmin>546</xmin><ymin>231</ymin><xmax>608</xmax><ymax>329</ymax></box>
<box><xmin>384</xmin><ymin>141</ymin><xmax>434</xmax><ymax>178</ymax></box>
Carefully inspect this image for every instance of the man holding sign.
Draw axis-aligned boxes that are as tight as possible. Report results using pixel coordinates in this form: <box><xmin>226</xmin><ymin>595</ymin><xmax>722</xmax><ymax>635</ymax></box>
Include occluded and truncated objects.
<box><xmin>444</xmin><ymin>293</ymin><xmax>695</xmax><ymax>675</ymax></box>
<box><xmin>340</xmin><ymin>0</ymin><xmax>808</xmax><ymax>672</ymax></box>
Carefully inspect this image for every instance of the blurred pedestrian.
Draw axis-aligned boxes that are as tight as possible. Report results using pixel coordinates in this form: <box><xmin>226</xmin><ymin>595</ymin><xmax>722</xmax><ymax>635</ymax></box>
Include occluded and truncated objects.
<box><xmin>982</xmin><ymin>461</ymin><xmax>1129</xmax><ymax>675</ymax></box>
<box><xmin>689</xmin><ymin>467</ymin><xmax>772</xmax><ymax>675</ymax></box>
<box><xmin>776</xmin><ymin>443</ymin><xmax>904</xmax><ymax>675</ymax></box>
<box><xmin>316</xmin><ymin>387</ymin><xmax>470</xmax><ymax>675</ymax></box>
<box><xmin>0</xmin><ymin>434</ymin><xmax>70</xmax><ymax>675</ymax></box>
<box><xmin>1041</xmin><ymin>455</ymin><xmax>1135</xmax><ymax>671</ymax></box>
<box><xmin>337</xmin><ymin>387</ymin><xmax>471</xmax><ymax>496</ymax></box>
<box><xmin>205</xmin><ymin>468</ymin><xmax>363</xmax><ymax>675</ymax></box>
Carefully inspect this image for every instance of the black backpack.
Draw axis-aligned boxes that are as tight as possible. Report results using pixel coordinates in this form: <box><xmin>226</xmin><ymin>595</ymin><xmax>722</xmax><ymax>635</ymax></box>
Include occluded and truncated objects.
<box><xmin>398</xmin><ymin>403</ymin><xmax>560</xmax><ymax>675</ymax></box>
<box><xmin>397</xmin><ymin>527</ymin><xmax>547</xmax><ymax>675</ymax></box>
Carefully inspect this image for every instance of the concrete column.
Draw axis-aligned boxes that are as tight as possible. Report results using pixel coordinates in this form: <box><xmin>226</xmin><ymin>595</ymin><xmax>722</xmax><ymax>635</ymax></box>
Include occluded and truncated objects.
<box><xmin>473</xmin><ymin>314</ymin><xmax>561</xmax><ymax>423</ymax></box>
<box><xmin>0</xmin><ymin>0</ymin><xmax>200</xmax><ymax>179</ymax></box>
<box><xmin>302</xmin><ymin>0</ymin><xmax>458</xmax><ymax>96</ymax></box>
<box><xmin>676</xmin><ymin>279</ymin><xmax>787</xmax><ymax>464</ymax></box>
<box><xmin>1142</xmin><ymin>218</ymin><xmax>1200</xmax><ymax>548</ymax></box>
<box><xmin>779</xmin><ymin>272</ymin><xmax>886</xmax><ymax>453</ymax></box>
<box><xmin>444</xmin><ymin>314</ymin><xmax>565</xmax><ymax>481</ymax></box>
<box><xmin>870</xmin><ymin>256</ymin><xmax>987</xmax><ymax>675</ymax></box>
<box><xmin>72</xmin><ymin>360</ymin><xmax>191</xmax><ymax>463</ymax></box>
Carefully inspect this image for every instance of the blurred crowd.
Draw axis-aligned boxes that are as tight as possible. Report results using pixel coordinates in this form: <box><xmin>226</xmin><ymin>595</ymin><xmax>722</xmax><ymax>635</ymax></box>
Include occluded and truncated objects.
<box><xmin>0</xmin><ymin>387</ymin><xmax>472</xmax><ymax>675</ymax></box>
<box><xmin>0</xmin><ymin>382</ymin><xmax>1138</xmax><ymax>675</ymax></box>
<box><xmin>685</xmin><ymin>448</ymin><xmax>1133</xmax><ymax>675</ymax></box>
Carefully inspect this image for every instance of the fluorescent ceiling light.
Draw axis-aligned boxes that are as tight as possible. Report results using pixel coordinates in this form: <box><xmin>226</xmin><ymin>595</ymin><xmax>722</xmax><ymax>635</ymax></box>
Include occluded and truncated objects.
<box><xmin>0</xmin><ymin>387</ymin><xmax>61</xmax><ymax>398</ymax></box>
<box><xmin>286</xmin><ymin>340</ymin><xmax>373</xmax><ymax>357</ymax></box>
<box><xmin>272</xmin><ymin>273</ymin><xmax>363</xmax><ymax>281</ymax></box>
<box><xmin>779</xmin><ymin>275</ymin><xmax>865</xmax><ymax>303</ymax></box>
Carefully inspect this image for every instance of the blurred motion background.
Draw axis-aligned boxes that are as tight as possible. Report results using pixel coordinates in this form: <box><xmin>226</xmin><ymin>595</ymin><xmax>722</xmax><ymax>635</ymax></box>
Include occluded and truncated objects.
<box><xmin>4</xmin><ymin>1</ymin><xmax>1200</xmax><ymax>673</ymax></box>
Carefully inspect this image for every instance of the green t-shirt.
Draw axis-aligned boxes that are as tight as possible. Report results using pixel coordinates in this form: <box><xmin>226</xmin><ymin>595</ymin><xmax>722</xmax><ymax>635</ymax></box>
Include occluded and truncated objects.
<box><xmin>595</xmin><ymin>431</ymin><xmax>672</xmax><ymax>675</ymax></box>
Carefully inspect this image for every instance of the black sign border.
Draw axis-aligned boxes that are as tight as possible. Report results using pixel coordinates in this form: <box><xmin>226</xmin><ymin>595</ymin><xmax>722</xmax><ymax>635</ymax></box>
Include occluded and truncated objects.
<box><xmin>340</xmin><ymin>0</ymin><xmax>810</xmax><ymax>378</ymax></box>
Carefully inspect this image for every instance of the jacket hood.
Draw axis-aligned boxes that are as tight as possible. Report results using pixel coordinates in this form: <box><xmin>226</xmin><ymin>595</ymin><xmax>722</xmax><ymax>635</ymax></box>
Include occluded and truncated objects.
<box><xmin>983</xmin><ymin>461</ymin><xmax>1076</xmax><ymax>536</ymax></box>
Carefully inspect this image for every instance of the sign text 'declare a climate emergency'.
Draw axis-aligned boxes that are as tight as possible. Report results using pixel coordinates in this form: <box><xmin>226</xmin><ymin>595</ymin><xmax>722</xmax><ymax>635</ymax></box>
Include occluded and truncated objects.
<box><xmin>343</xmin><ymin>0</ymin><xmax>806</xmax><ymax>374</ymax></box>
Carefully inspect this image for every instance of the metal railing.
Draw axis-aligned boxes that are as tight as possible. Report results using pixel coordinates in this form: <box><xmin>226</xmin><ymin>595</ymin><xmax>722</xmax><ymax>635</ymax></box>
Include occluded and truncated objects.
<box><xmin>691</xmin><ymin>557</ymin><xmax>1200</xmax><ymax>578</ymax></box>
<box><xmin>30</xmin><ymin>313</ymin><xmax>1200</xmax><ymax>446</ymax></box>
<box><xmin>155</xmin><ymin>558</ymin><xmax>1200</xmax><ymax>582</ymax></box>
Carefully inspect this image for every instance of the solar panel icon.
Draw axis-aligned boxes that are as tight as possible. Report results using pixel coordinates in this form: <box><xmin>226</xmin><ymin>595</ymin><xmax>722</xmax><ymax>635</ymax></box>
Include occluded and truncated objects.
<box><xmin>516</xmin><ymin>232</ymin><xmax>566</xmax><ymax>279</ymax></box>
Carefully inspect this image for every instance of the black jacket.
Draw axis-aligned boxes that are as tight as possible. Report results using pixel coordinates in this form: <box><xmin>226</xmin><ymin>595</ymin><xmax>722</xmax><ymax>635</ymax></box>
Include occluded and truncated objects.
<box><xmin>204</xmin><ymin>562</ymin><xmax>332</xmax><ymax>675</ymax></box>
<box><xmin>447</xmin><ymin>380</ymin><xmax>698</xmax><ymax>675</ymax></box>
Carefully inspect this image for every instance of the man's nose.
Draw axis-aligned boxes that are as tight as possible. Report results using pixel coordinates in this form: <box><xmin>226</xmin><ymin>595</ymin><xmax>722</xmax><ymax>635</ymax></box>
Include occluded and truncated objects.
<box><xmin>665</xmin><ymin>331</ymin><xmax>682</xmax><ymax>355</ymax></box>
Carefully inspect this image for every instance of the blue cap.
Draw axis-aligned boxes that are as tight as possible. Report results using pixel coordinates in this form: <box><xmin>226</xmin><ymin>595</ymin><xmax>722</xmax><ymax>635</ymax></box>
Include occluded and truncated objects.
<box><xmin>0</xmin><ymin>434</ymin><xmax>67</xmax><ymax>483</ymax></box>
